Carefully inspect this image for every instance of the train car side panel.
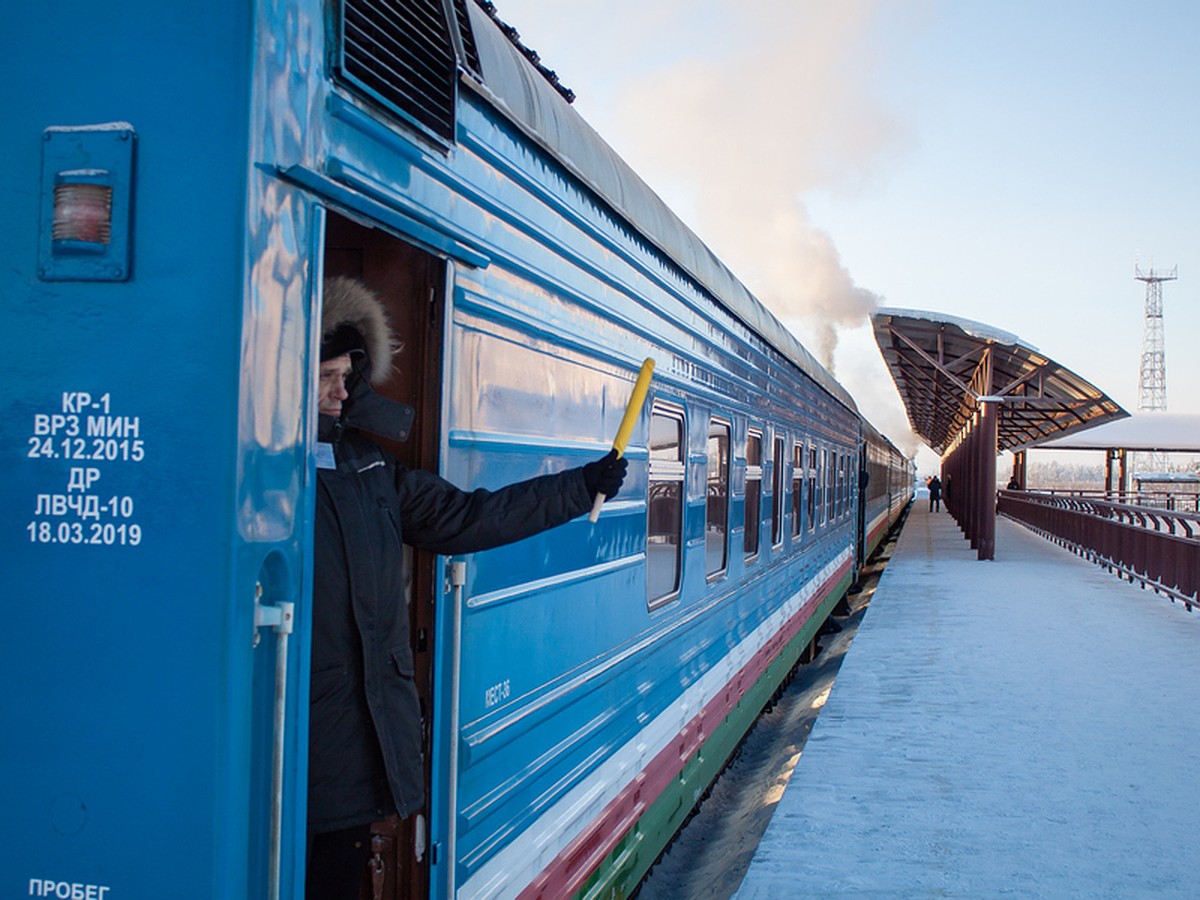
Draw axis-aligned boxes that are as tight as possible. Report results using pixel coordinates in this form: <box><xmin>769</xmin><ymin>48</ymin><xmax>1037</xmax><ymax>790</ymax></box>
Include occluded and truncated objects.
<box><xmin>0</xmin><ymin>3</ymin><xmax>315</xmax><ymax>898</ymax></box>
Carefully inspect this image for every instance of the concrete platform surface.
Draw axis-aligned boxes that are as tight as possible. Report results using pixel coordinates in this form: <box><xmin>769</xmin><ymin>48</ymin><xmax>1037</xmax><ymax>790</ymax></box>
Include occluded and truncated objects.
<box><xmin>736</xmin><ymin>506</ymin><xmax>1200</xmax><ymax>898</ymax></box>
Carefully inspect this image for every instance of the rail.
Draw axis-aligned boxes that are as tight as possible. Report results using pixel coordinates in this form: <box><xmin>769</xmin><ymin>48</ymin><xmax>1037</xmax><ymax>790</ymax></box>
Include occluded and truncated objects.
<box><xmin>998</xmin><ymin>490</ymin><xmax>1200</xmax><ymax>611</ymax></box>
<box><xmin>1036</xmin><ymin>489</ymin><xmax>1200</xmax><ymax>513</ymax></box>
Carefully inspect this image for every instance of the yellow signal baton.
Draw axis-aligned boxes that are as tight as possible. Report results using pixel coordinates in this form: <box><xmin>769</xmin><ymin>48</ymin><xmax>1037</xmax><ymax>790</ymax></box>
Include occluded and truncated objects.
<box><xmin>590</xmin><ymin>357</ymin><xmax>655</xmax><ymax>523</ymax></box>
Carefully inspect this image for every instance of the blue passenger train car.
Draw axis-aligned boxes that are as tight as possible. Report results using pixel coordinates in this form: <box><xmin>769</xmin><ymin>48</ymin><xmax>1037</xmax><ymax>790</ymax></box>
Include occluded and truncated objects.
<box><xmin>1</xmin><ymin>2</ymin><xmax>912</xmax><ymax>898</ymax></box>
<box><xmin>861</xmin><ymin>419</ymin><xmax>914</xmax><ymax>561</ymax></box>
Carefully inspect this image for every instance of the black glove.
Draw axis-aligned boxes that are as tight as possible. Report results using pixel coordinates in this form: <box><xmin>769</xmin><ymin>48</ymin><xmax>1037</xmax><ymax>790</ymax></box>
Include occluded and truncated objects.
<box><xmin>582</xmin><ymin>449</ymin><xmax>628</xmax><ymax>501</ymax></box>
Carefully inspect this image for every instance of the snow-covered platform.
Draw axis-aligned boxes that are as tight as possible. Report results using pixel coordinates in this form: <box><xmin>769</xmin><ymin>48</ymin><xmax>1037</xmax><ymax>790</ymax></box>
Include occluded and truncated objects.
<box><xmin>736</xmin><ymin>504</ymin><xmax>1200</xmax><ymax>898</ymax></box>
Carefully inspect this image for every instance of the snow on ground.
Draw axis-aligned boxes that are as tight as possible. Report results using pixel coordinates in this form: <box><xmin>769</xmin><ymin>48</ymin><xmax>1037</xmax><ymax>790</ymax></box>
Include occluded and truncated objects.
<box><xmin>736</xmin><ymin>508</ymin><xmax>1200</xmax><ymax>898</ymax></box>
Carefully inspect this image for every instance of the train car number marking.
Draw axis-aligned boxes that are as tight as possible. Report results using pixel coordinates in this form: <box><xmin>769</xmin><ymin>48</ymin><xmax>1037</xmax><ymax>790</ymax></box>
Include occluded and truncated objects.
<box><xmin>484</xmin><ymin>679</ymin><xmax>511</xmax><ymax>708</ymax></box>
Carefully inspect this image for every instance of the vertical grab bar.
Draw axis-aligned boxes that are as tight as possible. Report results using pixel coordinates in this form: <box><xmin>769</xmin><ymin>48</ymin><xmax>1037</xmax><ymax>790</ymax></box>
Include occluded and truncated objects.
<box><xmin>255</xmin><ymin>585</ymin><xmax>295</xmax><ymax>900</ymax></box>
<box><xmin>445</xmin><ymin>560</ymin><xmax>467</xmax><ymax>900</ymax></box>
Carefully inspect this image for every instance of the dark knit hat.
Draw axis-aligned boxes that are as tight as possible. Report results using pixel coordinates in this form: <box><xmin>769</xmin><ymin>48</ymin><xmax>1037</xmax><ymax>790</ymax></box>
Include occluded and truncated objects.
<box><xmin>320</xmin><ymin>323</ymin><xmax>366</xmax><ymax>362</ymax></box>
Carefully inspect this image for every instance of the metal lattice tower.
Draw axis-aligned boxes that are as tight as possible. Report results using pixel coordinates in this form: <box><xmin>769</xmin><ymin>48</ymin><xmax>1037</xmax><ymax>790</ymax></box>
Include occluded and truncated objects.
<box><xmin>1134</xmin><ymin>264</ymin><xmax>1176</xmax><ymax>474</ymax></box>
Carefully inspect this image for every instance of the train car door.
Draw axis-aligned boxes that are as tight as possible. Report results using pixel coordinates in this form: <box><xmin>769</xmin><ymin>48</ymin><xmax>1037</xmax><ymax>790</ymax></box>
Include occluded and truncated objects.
<box><xmin>320</xmin><ymin>211</ymin><xmax>446</xmax><ymax>900</ymax></box>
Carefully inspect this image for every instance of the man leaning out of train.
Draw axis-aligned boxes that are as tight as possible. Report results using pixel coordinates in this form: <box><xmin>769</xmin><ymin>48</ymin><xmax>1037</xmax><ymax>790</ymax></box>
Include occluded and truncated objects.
<box><xmin>306</xmin><ymin>276</ymin><xmax>627</xmax><ymax>900</ymax></box>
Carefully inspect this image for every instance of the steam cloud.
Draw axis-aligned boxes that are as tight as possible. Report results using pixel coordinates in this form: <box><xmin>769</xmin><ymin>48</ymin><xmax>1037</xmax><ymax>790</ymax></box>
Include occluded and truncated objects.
<box><xmin>606</xmin><ymin>0</ymin><xmax>897</xmax><ymax>369</ymax></box>
<box><xmin>495</xmin><ymin>0</ymin><xmax>927</xmax><ymax>460</ymax></box>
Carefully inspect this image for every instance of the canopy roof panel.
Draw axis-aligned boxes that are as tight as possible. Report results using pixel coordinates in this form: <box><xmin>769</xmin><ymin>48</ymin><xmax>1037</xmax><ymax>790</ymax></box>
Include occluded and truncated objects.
<box><xmin>872</xmin><ymin>307</ymin><xmax>1128</xmax><ymax>455</ymax></box>
<box><xmin>1036</xmin><ymin>412</ymin><xmax>1200</xmax><ymax>452</ymax></box>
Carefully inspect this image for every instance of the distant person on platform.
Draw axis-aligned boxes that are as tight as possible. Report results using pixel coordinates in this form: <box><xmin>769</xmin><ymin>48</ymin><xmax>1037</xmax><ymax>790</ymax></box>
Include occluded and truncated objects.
<box><xmin>928</xmin><ymin>475</ymin><xmax>942</xmax><ymax>512</ymax></box>
<box><xmin>307</xmin><ymin>276</ymin><xmax>627</xmax><ymax>900</ymax></box>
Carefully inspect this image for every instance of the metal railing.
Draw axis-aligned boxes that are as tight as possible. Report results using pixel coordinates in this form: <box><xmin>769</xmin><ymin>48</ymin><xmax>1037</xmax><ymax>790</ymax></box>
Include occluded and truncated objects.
<box><xmin>1036</xmin><ymin>489</ymin><xmax>1200</xmax><ymax>513</ymax></box>
<box><xmin>998</xmin><ymin>490</ymin><xmax>1200</xmax><ymax>611</ymax></box>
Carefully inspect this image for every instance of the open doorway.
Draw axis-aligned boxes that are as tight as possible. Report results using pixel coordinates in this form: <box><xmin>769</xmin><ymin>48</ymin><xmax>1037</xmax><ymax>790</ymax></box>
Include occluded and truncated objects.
<box><xmin>321</xmin><ymin>211</ymin><xmax>446</xmax><ymax>900</ymax></box>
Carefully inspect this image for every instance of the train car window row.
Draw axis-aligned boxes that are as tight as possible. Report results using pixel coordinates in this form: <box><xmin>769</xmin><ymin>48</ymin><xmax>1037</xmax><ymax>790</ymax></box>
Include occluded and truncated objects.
<box><xmin>649</xmin><ymin>407</ymin><xmax>861</xmax><ymax>608</ymax></box>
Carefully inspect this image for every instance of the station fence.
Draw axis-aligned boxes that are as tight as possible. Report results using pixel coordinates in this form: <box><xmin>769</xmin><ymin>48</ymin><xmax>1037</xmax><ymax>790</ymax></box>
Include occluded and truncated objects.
<box><xmin>998</xmin><ymin>490</ymin><xmax>1200</xmax><ymax>611</ymax></box>
<box><xmin>1037</xmin><ymin>489</ymin><xmax>1200</xmax><ymax>514</ymax></box>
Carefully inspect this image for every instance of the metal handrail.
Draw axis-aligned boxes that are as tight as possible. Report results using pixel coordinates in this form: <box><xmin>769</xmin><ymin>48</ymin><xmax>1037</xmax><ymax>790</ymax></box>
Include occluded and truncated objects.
<box><xmin>998</xmin><ymin>490</ymin><xmax>1200</xmax><ymax>611</ymax></box>
<box><xmin>1037</xmin><ymin>488</ymin><xmax>1200</xmax><ymax>514</ymax></box>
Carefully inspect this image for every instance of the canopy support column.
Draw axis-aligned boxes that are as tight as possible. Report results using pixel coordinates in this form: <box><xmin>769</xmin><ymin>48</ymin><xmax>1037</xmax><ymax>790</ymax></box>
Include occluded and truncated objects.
<box><xmin>976</xmin><ymin>398</ymin><xmax>999</xmax><ymax>560</ymax></box>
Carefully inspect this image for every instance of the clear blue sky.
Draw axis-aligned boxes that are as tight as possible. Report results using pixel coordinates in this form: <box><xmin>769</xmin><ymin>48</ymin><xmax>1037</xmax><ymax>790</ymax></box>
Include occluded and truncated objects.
<box><xmin>491</xmin><ymin>1</ymin><xmax>1200</xmax><ymax>473</ymax></box>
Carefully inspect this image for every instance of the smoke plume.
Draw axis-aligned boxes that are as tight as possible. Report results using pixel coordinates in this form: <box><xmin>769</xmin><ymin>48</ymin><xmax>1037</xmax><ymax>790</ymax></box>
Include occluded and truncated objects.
<box><xmin>606</xmin><ymin>0</ymin><xmax>900</xmax><ymax>368</ymax></box>
<box><xmin>494</xmin><ymin>0</ymin><xmax>925</xmax><ymax>453</ymax></box>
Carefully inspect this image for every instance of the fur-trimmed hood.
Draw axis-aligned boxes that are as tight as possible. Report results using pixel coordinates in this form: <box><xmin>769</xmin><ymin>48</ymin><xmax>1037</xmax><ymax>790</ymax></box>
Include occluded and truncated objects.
<box><xmin>321</xmin><ymin>276</ymin><xmax>395</xmax><ymax>385</ymax></box>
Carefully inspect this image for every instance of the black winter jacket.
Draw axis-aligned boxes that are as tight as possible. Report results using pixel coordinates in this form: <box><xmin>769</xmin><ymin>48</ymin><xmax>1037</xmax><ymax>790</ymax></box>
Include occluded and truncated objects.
<box><xmin>308</xmin><ymin>430</ymin><xmax>592</xmax><ymax>832</ymax></box>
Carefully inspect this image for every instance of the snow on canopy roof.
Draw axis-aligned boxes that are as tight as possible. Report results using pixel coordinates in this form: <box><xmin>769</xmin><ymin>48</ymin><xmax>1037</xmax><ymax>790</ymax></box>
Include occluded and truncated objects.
<box><xmin>872</xmin><ymin>307</ymin><xmax>1127</xmax><ymax>455</ymax></box>
<box><xmin>873</xmin><ymin>307</ymin><xmax>1028</xmax><ymax>352</ymax></box>
<box><xmin>1036</xmin><ymin>413</ymin><xmax>1200</xmax><ymax>452</ymax></box>
<box><xmin>465</xmin><ymin>3</ymin><xmax>857</xmax><ymax>414</ymax></box>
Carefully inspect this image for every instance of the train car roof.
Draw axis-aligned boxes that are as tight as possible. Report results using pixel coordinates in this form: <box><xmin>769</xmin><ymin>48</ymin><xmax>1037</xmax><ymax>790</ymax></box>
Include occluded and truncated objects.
<box><xmin>464</xmin><ymin>4</ymin><xmax>858</xmax><ymax>413</ymax></box>
<box><xmin>859</xmin><ymin>413</ymin><xmax>912</xmax><ymax>461</ymax></box>
<box><xmin>859</xmin><ymin>415</ymin><xmax>887</xmax><ymax>446</ymax></box>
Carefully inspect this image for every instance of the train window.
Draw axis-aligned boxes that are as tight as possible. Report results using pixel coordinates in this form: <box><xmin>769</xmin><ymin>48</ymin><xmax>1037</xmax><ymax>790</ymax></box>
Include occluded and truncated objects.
<box><xmin>851</xmin><ymin>453</ymin><xmax>858</xmax><ymax>515</ymax></box>
<box><xmin>830</xmin><ymin>450</ymin><xmax>838</xmax><ymax>523</ymax></box>
<box><xmin>771</xmin><ymin>436</ymin><xmax>785</xmax><ymax>548</ymax></box>
<box><xmin>791</xmin><ymin>442</ymin><xmax>803</xmax><ymax>540</ymax></box>
<box><xmin>815</xmin><ymin>447</ymin><xmax>823</xmax><ymax>527</ymax></box>
<box><xmin>807</xmin><ymin>444</ymin><xmax>817</xmax><ymax>533</ymax></box>
<box><xmin>706</xmin><ymin>420</ymin><xmax>731</xmax><ymax>578</ymax></box>
<box><xmin>843</xmin><ymin>454</ymin><xmax>850</xmax><ymax>518</ymax></box>
<box><xmin>836</xmin><ymin>453</ymin><xmax>843</xmax><ymax>519</ymax></box>
<box><xmin>846</xmin><ymin>454</ymin><xmax>853</xmax><ymax>516</ymax></box>
<box><xmin>849</xmin><ymin>453</ymin><xmax>856</xmax><ymax>516</ymax></box>
<box><xmin>837</xmin><ymin>453</ymin><xmax>846</xmax><ymax>519</ymax></box>
<box><xmin>647</xmin><ymin>405</ymin><xmax>685</xmax><ymax>607</ymax></box>
<box><xmin>744</xmin><ymin>430</ymin><xmax>762</xmax><ymax>559</ymax></box>
<box><xmin>839</xmin><ymin>452</ymin><xmax>846</xmax><ymax>519</ymax></box>
<box><xmin>823</xmin><ymin>447</ymin><xmax>832</xmax><ymax>526</ymax></box>
<box><xmin>831</xmin><ymin>451</ymin><xmax>839</xmax><ymax>520</ymax></box>
<box><xmin>852</xmin><ymin>452</ymin><xmax>860</xmax><ymax>513</ymax></box>
<box><xmin>840</xmin><ymin>458</ymin><xmax>849</xmax><ymax>520</ymax></box>
<box><xmin>847</xmin><ymin>455</ymin><xmax>853</xmax><ymax>515</ymax></box>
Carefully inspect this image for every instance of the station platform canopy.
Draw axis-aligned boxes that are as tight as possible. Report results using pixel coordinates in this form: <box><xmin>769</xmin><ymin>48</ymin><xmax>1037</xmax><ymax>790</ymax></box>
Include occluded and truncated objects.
<box><xmin>872</xmin><ymin>307</ymin><xmax>1129</xmax><ymax>560</ymax></box>
<box><xmin>872</xmin><ymin>307</ymin><xmax>1128</xmax><ymax>456</ymax></box>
